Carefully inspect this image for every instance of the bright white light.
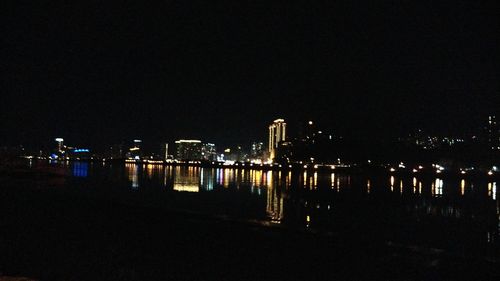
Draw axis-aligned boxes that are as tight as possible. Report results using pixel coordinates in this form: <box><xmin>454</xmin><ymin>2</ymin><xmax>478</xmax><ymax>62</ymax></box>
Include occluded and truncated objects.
<box><xmin>175</xmin><ymin>140</ymin><xmax>201</xmax><ymax>143</ymax></box>
<box><xmin>55</xmin><ymin>138</ymin><xmax>64</xmax><ymax>142</ymax></box>
<box><xmin>389</xmin><ymin>168</ymin><xmax>396</xmax><ymax>172</ymax></box>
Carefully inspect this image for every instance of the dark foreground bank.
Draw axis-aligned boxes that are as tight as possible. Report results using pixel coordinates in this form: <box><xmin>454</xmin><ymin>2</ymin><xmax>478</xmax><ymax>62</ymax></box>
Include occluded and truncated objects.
<box><xmin>1</xmin><ymin>168</ymin><xmax>499</xmax><ymax>281</ymax></box>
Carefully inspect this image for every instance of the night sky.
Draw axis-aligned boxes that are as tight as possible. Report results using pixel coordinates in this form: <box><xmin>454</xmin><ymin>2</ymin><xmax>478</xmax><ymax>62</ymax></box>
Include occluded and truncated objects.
<box><xmin>3</xmin><ymin>1</ymin><xmax>499</xmax><ymax>150</ymax></box>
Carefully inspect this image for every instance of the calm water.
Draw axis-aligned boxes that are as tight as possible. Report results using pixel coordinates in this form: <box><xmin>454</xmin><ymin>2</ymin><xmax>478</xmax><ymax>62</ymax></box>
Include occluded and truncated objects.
<box><xmin>37</xmin><ymin>161</ymin><xmax>500</xmax><ymax>253</ymax></box>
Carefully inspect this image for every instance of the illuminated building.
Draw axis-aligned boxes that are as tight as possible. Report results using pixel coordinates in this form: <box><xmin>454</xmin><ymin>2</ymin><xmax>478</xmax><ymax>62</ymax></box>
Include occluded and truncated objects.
<box><xmin>268</xmin><ymin>119</ymin><xmax>286</xmax><ymax>161</ymax></box>
<box><xmin>487</xmin><ymin>115</ymin><xmax>499</xmax><ymax>150</ymax></box>
<box><xmin>201</xmin><ymin>143</ymin><xmax>217</xmax><ymax>161</ymax></box>
<box><xmin>165</xmin><ymin>143</ymin><xmax>169</xmax><ymax>160</ymax></box>
<box><xmin>175</xmin><ymin>140</ymin><xmax>202</xmax><ymax>161</ymax></box>
<box><xmin>109</xmin><ymin>144</ymin><xmax>125</xmax><ymax>159</ymax></box>
<box><xmin>222</xmin><ymin>146</ymin><xmax>246</xmax><ymax>162</ymax></box>
<box><xmin>55</xmin><ymin>138</ymin><xmax>64</xmax><ymax>152</ymax></box>
<box><xmin>127</xmin><ymin>139</ymin><xmax>142</xmax><ymax>160</ymax></box>
<box><xmin>251</xmin><ymin>142</ymin><xmax>265</xmax><ymax>160</ymax></box>
<box><xmin>67</xmin><ymin>148</ymin><xmax>91</xmax><ymax>160</ymax></box>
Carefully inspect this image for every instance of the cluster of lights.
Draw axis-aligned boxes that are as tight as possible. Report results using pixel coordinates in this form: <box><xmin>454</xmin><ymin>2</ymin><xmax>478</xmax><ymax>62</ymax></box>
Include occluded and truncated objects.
<box><xmin>388</xmin><ymin>163</ymin><xmax>499</xmax><ymax>177</ymax></box>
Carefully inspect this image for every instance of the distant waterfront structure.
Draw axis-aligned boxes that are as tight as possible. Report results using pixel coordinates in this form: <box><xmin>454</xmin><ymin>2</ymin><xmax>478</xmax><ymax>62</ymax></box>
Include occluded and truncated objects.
<box><xmin>268</xmin><ymin>119</ymin><xmax>287</xmax><ymax>161</ymax></box>
<box><xmin>175</xmin><ymin>140</ymin><xmax>202</xmax><ymax>161</ymax></box>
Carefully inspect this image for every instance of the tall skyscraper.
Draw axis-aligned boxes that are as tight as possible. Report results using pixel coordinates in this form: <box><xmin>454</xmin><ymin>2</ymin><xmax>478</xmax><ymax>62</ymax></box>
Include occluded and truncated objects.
<box><xmin>268</xmin><ymin>119</ymin><xmax>286</xmax><ymax>160</ymax></box>
<box><xmin>201</xmin><ymin>143</ymin><xmax>217</xmax><ymax>161</ymax></box>
<box><xmin>175</xmin><ymin>140</ymin><xmax>203</xmax><ymax>161</ymax></box>
<box><xmin>55</xmin><ymin>138</ymin><xmax>64</xmax><ymax>152</ymax></box>
<box><xmin>487</xmin><ymin>115</ymin><xmax>499</xmax><ymax>150</ymax></box>
<box><xmin>251</xmin><ymin>142</ymin><xmax>265</xmax><ymax>160</ymax></box>
<box><xmin>127</xmin><ymin>139</ymin><xmax>142</xmax><ymax>160</ymax></box>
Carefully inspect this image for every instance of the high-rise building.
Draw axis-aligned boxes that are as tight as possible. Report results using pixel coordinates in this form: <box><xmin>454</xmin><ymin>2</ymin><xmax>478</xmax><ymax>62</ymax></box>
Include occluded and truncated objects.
<box><xmin>175</xmin><ymin>140</ymin><xmax>203</xmax><ymax>161</ymax></box>
<box><xmin>487</xmin><ymin>115</ymin><xmax>499</xmax><ymax>150</ymax></box>
<box><xmin>201</xmin><ymin>143</ymin><xmax>217</xmax><ymax>161</ymax></box>
<box><xmin>109</xmin><ymin>144</ymin><xmax>125</xmax><ymax>159</ymax></box>
<box><xmin>251</xmin><ymin>142</ymin><xmax>265</xmax><ymax>160</ymax></box>
<box><xmin>55</xmin><ymin>138</ymin><xmax>64</xmax><ymax>152</ymax></box>
<box><xmin>127</xmin><ymin>139</ymin><xmax>142</xmax><ymax>160</ymax></box>
<box><xmin>268</xmin><ymin>119</ymin><xmax>286</xmax><ymax>161</ymax></box>
<box><xmin>162</xmin><ymin>143</ymin><xmax>170</xmax><ymax>160</ymax></box>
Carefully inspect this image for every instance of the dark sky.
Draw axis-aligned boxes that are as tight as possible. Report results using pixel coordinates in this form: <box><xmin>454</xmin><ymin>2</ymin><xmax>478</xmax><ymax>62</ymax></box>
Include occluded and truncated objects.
<box><xmin>3</xmin><ymin>0</ymin><xmax>499</xmax><ymax>150</ymax></box>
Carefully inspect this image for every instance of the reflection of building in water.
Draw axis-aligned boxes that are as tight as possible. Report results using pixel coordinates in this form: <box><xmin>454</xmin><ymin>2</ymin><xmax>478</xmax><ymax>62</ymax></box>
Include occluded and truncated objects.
<box><xmin>223</xmin><ymin>169</ymin><xmax>233</xmax><ymax>188</ymax></box>
<box><xmin>126</xmin><ymin>163</ymin><xmax>140</xmax><ymax>189</ymax></box>
<box><xmin>145</xmin><ymin>163</ymin><xmax>163</xmax><ymax>179</ymax></box>
<box><xmin>200</xmin><ymin>168</ymin><xmax>215</xmax><ymax>191</ymax></box>
<box><xmin>164</xmin><ymin>166</ymin><xmax>174</xmax><ymax>187</ymax></box>
<box><xmin>173</xmin><ymin>166</ymin><xmax>200</xmax><ymax>192</ymax></box>
<box><xmin>72</xmin><ymin>161</ymin><xmax>89</xmax><ymax>177</ymax></box>
<box><xmin>488</xmin><ymin>182</ymin><xmax>497</xmax><ymax>200</ymax></box>
<box><xmin>432</xmin><ymin>178</ymin><xmax>444</xmax><ymax>196</ymax></box>
<box><xmin>214</xmin><ymin>168</ymin><xmax>235</xmax><ymax>188</ymax></box>
<box><xmin>326</xmin><ymin>172</ymin><xmax>349</xmax><ymax>192</ymax></box>
<box><xmin>266</xmin><ymin>171</ymin><xmax>284</xmax><ymax>222</ymax></box>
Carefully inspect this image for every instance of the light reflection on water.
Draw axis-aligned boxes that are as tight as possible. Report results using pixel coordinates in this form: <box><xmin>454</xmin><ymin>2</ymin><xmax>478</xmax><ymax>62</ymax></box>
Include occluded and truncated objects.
<box><xmin>72</xmin><ymin>162</ymin><xmax>89</xmax><ymax>177</ymax></box>
<box><xmin>60</xmin><ymin>162</ymin><xmax>500</xmax><ymax>249</ymax></box>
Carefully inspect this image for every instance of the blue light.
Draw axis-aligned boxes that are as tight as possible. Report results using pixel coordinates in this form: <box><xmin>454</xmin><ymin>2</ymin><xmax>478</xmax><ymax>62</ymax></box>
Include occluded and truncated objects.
<box><xmin>72</xmin><ymin>162</ymin><xmax>89</xmax><ymax>177</ymax></box>
<box><xmin>73</xmin><ymin>149</ymin><xmax>89</xmax><ymax>153</ymax></box>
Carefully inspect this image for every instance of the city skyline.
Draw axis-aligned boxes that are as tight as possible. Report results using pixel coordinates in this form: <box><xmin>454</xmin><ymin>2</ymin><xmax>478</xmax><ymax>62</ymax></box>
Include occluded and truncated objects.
<box><xmin>2</xmin><ymin>2</ymin><xmax>500</xmax><ymax>279</ymax></box>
